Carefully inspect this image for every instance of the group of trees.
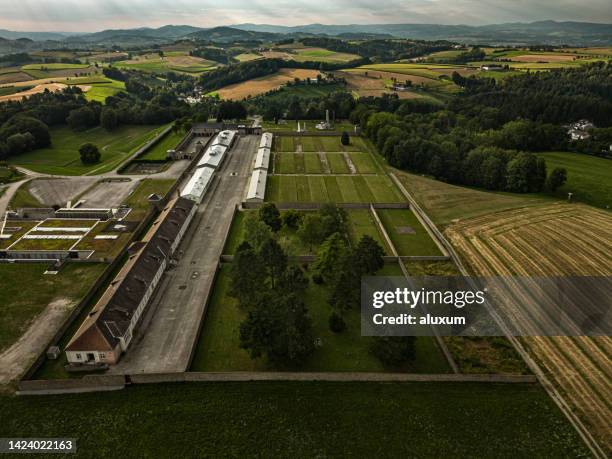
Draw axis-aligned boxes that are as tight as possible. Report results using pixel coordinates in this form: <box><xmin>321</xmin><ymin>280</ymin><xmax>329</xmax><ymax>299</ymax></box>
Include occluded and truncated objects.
<box><xmin>228</xmin><ymin>203</ymin><xmax>411</xmax><ymax>367</ymax></box>
<box><xmin>251</xmin><ymin>90</ymin><xmax>357</xmax><ymax>123</ymax></box>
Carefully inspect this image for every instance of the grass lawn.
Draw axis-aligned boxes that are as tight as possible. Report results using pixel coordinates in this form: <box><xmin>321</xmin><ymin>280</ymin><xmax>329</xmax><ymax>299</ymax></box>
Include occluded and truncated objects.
<box><xmin>0</xmin><ymin>263</ymin><xmax>106</xmax><ymax>353</ymax></box>
<box><xmin>345</xmin><ymin>209</ymin><xmax>391</xmax><ymax>254</ymax></box>
<box><xmin>8</xmin><ymin>184</ymin><xmax>42</xmax><ymax>208</ymax></box>
<box><xmin>326</xmin><ymin>153</ymin><xmax>350</xmax><ymax>173</ymax></box>
<box><xmin>2</xmin><ymin>381</ymin><xmax>588</xmax><ymax>456</ymax></box>
<box><xmin>139</xmin><ymin>129</ymin><xmax>186</xmax><ymax>161</ymax></box>
<box><xmin>349</xmin><ymin>152</ymin><xmax>383</xmax><ymax>174</ymax></box>
<box><xmin>8</xmin><ymin>125</ymin><xmax>169</xmax><ymax>176</ymax></box>
<box><xmin>0</xmin><ymin>221</ymin><xmax>38</xmax><ymax>249</ymax></box>
<box><xmin>539</xmin><ymin>151</ymin><xmax>612</xmax><ymax>209</ymax></box>
<box><xmin>124</xmin><ymin>179</ymin><xmax>176</xmax><ymax>222</ymax></box>
<box><xmin>377</xmin><ymin>209</ymin><xmax>442</xmax><ymax>256</ymax></box>
<box><xmin>394</xmin><ymin>169</ymin><xmax>554</xmax><ymax>227</ymax></box>
<box><xmin>190</xmin><ymin>264</ymin><xmax>450</xmax><ymax>373</ymax></box>
<box><xmin>73</xmin><ymin>224</ymin><xmax>132</xmax><ymax>260</ymax></box>
<box><xmin>266</xmin><ymin>175</ymin><xmax>404</xmax><ymax>203</ymax></box>
<box><xmin>9</xmin><ymin>237</ymin><xmax>78</xmax><ymax>251</ymax></box>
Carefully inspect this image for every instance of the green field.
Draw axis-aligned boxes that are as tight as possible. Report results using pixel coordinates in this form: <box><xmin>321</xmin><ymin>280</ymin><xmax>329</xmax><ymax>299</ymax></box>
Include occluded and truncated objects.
<box><xmin>190</xmin><ymin>264</ymin><xmax>449</xmax><ymax>373</ymax></box>
<box><xmin>377</xmin><ymin>209</ymin><xmax>442</xmax><ymax>256</ymax></box>
<box><xmin>8</xmin><ymin>125</ymin><xmax>169</xmax><ymax>175</ymax></box>
<box><xmin>346</xmin><ymin>209</ymin><xmax>392</xmax><ymax>254</ymax></box>
<box><xmin>139</xmin><ymin>129</ymin><xmax>186</xmax><ymax>161</ymax></box>
<box><xmin>0</xmin><ymin>263</ymin><xmax>106</xmax><ymax>353</ymax></box>
<box><xmin>116</xmin><ymin>56</ymin><xmax>217</xmax><ymax>75</ymax></box>
<box><xmin>234</xmin><ymin>53</ymin><xmax>263</xmax><ymax>62</ymax></box>
<box><xmin>22</xmin><ymin>63</ymin><xmax>89</xmax><ymax>70</ymax></box>
<box><xmin>539</xmin><ymin>151</ymin><xmax>612</xmax><ymax>209</ymax></box>
<box><xmin>2</xmin><ymin>381</ymin><xmax>588</xmax><ymax>456</ymax></box>
<box><xmin>290</xmin><ymin>47</ymin><xmax>361</xmax><ymax>63</ymax></box>
<box><xmin>80</xmin><ymin>78</ymin><xmax>126</xmax><ymax>102</ymax></box>
<box><xmin>124</xmin><ymin>179</ymin><xmax>176</xmax><ymax>221</ymax></box>
<box><xmin>274</xmin><ymin>135</ymin><xmax>367</xmax><ymax>152</ymax></box>
<box><xmin>266</xmin><ymin>175</ymin><xmax>404</xmax><ymax>203</ymax></box>
<box><xmin>258</xmin><ymin>84</ymin><xmax>344</xmax><ymax>101</ymax></box>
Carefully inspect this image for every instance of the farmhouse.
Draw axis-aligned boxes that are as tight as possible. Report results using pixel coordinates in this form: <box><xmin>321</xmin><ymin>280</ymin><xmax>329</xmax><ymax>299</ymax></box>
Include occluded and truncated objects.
<box><xmin>65</xmin><ymin>197</ymin><xmax>197</xmax><ymax>367</ymax></box>
<box><xmin>567</xmin><ymin>119</ymin><xmax>595</xmax><ymax>140</ymax></box>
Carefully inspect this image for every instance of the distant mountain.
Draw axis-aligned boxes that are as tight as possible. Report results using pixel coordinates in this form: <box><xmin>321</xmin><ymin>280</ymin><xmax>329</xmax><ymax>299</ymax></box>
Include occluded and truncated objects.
<box><xmin>0</xmin><ymin>29</ymin><xmax>77</xmax><ymax>41</ymax></box>
<box><xmin>186</xmin><ymin>26</ymin><xmax>280</xmax><ymax>43</ymax></box>
<box><xmin>232</xmin><ymin>21</ymin><xmax>612</xmax><ymax>45</ymax></box>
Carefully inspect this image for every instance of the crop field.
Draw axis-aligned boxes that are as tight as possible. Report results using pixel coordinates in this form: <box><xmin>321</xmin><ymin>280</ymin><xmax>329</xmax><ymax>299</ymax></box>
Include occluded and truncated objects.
<box><xmin>445</xmin><ymin>203</ymin><xmax>612</xmax><ymax>451</ymax></box>
<box><xmin>190</xmin><ymin>264</ymin><xmax>450</xmax><ymax>373</ymax></box>
<box><xmin>255</xmin><ymin>83</ymin><xmax>344</xmax><ymax>102</ymax></box>
<box><xmin>213</xmin><ymin>68</ymin><xmax>321</xmax><ymax>100</ymax></box>
<box><xmin>0</xmin><ymin>263</ymin><xmax>106</xmax><ymax>354</ymax></box>
<box><xmin>290</xmin><ymin>47</ymin><xmax>361</xmax><ymax>63</ymax></box>
<box><xmin>2</xmin><ymin>381</ymin><xmax>589</xmax><ymax>456</ymax></box>
<box><xmin>8</xmin><ymin>124</ymin><xmax>168</xmax><ymax>175</ymax></box>
<box><xmin>538</xmin><ymin>151</ymin><xmax>612</xmax><ymax>209</ymax></box>
<box><xmin>337</xmin><ymin>71</ymin><xmax>429</xmax><ymax>100</ymax></box>
<box><xmin>234</xmin><ymin>53</ymin><xmax>263</xmax><ymax>62</ymax></box>
<box><xmin>377</xmin><ymin>209</ymin><xmax>442</xmax><ymax>256</ymax></box>
<box><xmin>116</xmin><ymin>53</ymin><xmax>217</xmax><ymax>74</ymax></box>
<box><xmin>21</xmin><ymin>63</ymin><xmax>90</xmax><ymax>71</ymax></box>
<box><xmin>266</xmin><ymin>175</ymin><xmax>404</xmax><ymax>203</ymax></box>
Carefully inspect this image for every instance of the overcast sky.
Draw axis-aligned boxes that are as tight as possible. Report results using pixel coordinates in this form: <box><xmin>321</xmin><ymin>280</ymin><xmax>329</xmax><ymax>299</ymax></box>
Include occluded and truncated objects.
<box><xmin>1</xmin><ymin>0</ymin><xmax>611</xmax><ymax>32</ymax></box>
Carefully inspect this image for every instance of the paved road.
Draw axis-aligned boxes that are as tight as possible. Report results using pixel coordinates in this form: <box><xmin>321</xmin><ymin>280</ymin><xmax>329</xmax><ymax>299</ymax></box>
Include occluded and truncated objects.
<box><xmin>110</xmin><ymin>135</ymin><xmax>258</xmax><ymax>374</ymax></box>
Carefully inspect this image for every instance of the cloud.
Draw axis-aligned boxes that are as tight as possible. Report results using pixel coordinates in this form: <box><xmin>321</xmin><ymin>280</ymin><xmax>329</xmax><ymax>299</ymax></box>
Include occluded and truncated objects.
<box><xmin>1</xmin><ymin>0</ymin><xmax>610</xmax><ymax>32</ymax></box>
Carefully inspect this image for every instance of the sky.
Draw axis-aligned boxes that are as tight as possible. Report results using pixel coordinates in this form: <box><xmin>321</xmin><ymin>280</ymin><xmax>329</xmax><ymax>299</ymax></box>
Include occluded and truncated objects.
<box><xmin>0</xmin><ymin>0</ymin><xmax>611</xmax><ymax>32</ymax></box>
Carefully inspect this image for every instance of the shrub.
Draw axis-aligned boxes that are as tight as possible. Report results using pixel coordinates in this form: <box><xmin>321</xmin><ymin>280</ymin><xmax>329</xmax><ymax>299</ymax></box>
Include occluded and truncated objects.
<box><xmin>329</xmin><ymin>312</ymin><xmax>346</xmax><ymax>333</ymax></box>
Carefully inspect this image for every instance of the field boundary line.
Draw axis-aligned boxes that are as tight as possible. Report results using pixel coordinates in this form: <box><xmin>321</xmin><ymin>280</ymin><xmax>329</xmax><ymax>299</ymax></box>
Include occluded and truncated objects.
<box><xmin>389</xmin><ymin>172</ymin><xmax>607</xmax><ymax>459</ymax></box>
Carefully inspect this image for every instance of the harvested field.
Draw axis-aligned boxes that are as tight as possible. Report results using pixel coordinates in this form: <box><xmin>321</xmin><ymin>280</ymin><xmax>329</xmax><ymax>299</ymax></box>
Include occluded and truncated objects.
<box><xmin>0</xmin><ymin>83</ymin><xmax>69</xmax><ymax>103</ymax></box>
<box><xmin>0</xmin><ymin>71</ymin><xmax>33</xmax><ymax>85</ymax></box>
<box><xmin>214</xmin><ymin>69</ymin><xmax>320</xmax><ymax>100</ymax></box>
<box><xmin>509</xmin><ymin>53</ymin><xmax>579</xmax><ymax>62</ymax></box>
<box><xmin>338</xmin><ymin>71</ymin><xmax>424</xmax><ymax>99</ymax></box>
<box><xmin>445</xmin><ymin>203</ymin><xmax>612</xmax><ymax>453</ymax></box>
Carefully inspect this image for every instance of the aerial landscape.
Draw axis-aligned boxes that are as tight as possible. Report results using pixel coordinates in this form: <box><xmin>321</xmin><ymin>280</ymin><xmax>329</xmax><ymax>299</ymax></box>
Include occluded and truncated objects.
<box><xmin>0</xmin><ymin>0</ymin><xmax>610</xmax><ymax>457</ymax></box>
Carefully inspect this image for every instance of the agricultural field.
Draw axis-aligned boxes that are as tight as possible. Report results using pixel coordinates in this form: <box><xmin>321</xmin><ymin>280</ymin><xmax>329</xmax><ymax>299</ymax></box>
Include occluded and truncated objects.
<box><xmin>445</xmin><ymin>203</ymin><xmax>612</xmax><ymax>451</ymax></box>
<box><xmin>212</xmin><ymin>68</ymin><xmax>321</xmax><ymax>100</ymax></box>
<box><xmin>234</xmin><ymin>53</ymin><xmax>263</xmax><ymax>62</ymax></box>
<box><xmin>0</xmin><ymin>263</ymin><xmax>106</xmax><ymax>354</ymax></box>
<box><xmin>116</xmin><ymin>53</ymin><xmax>217</xmax><ymax>75</ymax></box>
<box><xmin>393</xmin><ymin>169</ymin><xmax>553</xmax><ymax>227</ymax></box>
<box><xmin>2</xmin><ymin>381</ymin><xmax>589</xmax><ymax>456</ymax></box>
<box><xmin>291</xmin><ymin>47</ymin><xmax>361</xmax><ymax>63</ymax></box>
<box><xmin>190</xmin><ymin>264</ymin><xmax>450</xmax><ymax>373</ymax></box>
<box><xmin>8</xmin><ymin>124</ymin><xmax>169</xmax><ymax>175</ymax></box>
<box><xmin>538</xmin><ymin>151</ymin><xmax>612</xmax><ymax>209</ymax></box>
<box><xmin>254</xmin><ymin>83</ymin><xmax>344</xmax><ymax>102</ymax></box>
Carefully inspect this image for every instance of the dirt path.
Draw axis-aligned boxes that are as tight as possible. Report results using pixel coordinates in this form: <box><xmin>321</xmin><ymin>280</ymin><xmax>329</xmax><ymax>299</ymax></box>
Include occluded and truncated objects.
<box><xmin>0</xmin><ymin>299</ymin><xmax>75</xmax><ymax>385</ymax></box>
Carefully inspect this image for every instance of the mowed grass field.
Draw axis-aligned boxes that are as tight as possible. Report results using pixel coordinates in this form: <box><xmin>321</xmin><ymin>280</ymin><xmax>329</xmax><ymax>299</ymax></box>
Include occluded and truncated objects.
<box><xmin>275</xmin><ymin>136</ymin><xmax>368</xmax><ymax>152</ymax></box>
<box><xmin>190</xmin><ymin>264</ymin><xmax>450</xmax><ymax>373</ymax></box>
<box><xmin>275</xmin><ymin>152</ymin><xmax>382</xmax><ymax>174</ymax></box>
<box><xmin>538</xmin><ymin>151</ymin><xmax>612</xmax><ymax>209</ymax></box>
<box><xmin>8</xmin><ymin>125</ymin><xmax>168</xmax><ymax>175</ymax></box>
<box><xmin>2</xmin><ymin>381</ymin><xmax>589</xmax><ymax>456</ymax></box>
<box><xmin>0</xmin><ymin>263</ymin><xmax>106</xmax><ymax>353</ymax></box>
<box><xmin>116</xmin><ymin>53</ymin><xmax>217</xmax><ymax>75</ymax></box>
<box><xmin>377</xmin><ymin>209</ymin><xmax>442</xmax><ymax>256</ymax></box>
<box><xmin>393</xmin><ymin>169</ymin><xmax>553</xmax><ymax>227</ymax></box>
<box><xmin>291</xmin><ymin>47</ymin><xmax>361</xmax><ymax>63</ymax></box>
<box><xmin>139</xmin><ymin>129</ymin><xmax>186</xmax><ymax>161</ymax></box>
<box><xmin>266</xmin><ymin>175</ymin><xmax>404</xmax><ymax>203</ymax></box>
